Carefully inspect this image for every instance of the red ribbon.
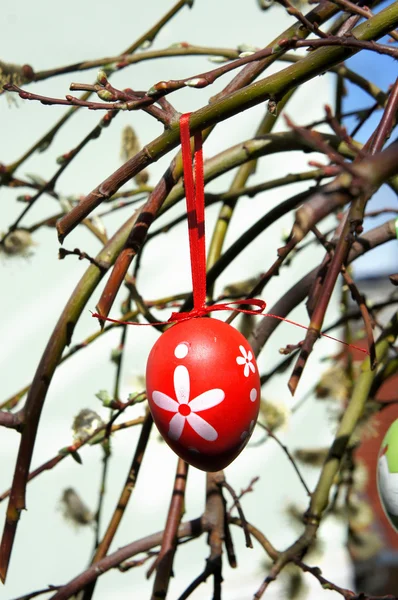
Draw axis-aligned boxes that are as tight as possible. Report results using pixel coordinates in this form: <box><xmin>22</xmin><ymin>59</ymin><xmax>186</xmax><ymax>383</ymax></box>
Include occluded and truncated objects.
<box><xmin>92</xmin><ymin>113</ymin><xmax>369</xmax><ymax>357</ymax></box>
<box><xmin>179</xmin><ymin>112</ymin><xmax>206</xmax><ymax>315</ymax></box>
<box><xmin>169</xmin><ymin>113</ymin><xmax>267</xmax><ymax>322</ymax></box>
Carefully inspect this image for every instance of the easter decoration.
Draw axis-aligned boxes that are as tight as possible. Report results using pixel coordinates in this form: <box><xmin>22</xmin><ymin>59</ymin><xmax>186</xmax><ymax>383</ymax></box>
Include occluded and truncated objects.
<box><xmin>146</xmin><ymin>114</ymin><xmax>261</xmax><ymax>471</ymax></box>
<box><xmin>94</xmin><ymin>115</ymin><xmax>370</xmax><ymax>472</ymax></box>
<box><xmin>377</xmin><ymin>418</ymin><xmax>398</xmax><ymax>531</ymax></box>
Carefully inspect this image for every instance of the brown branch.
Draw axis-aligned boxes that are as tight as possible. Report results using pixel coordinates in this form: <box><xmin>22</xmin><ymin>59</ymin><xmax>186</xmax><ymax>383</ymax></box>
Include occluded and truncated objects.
<box><xmin>253</xmin><ymin>522</ymin><xmax>319</xmax><ymax>598</ymax></box>
<box><xmin>288</xmin><ymin>212</ymin><xmax>359</xmax><ymax>395</ymax></box>
<box><xmin>227</xmin><ymin>476</ymin><xmax>260</xmax><ymax>516</ymax></box>
<box><xmin>222</xmin><ymin>494</ymin><xmax>237</xmax><ymax>569</ymax></box>
<box><xmin>219</xmin><ymin>480</ymin><xmax>253</xmax><ymax>548</ymax></box>
<box><xmin>58</xmin><ymin>248</ymin><xmax>108</xmax><ymax>272</ymax></box>
<box><xmin>4</xmin><ymin>82</ymin><xmax>173</xmax><ymax>126</ymax></box>
<box><xmin>118</xmin><ymin>551</ymin><xmax>158</xmax><ymax>572</ymax></box>
<box><xmin>311</xmin><ymin>225</ymin><xmax>377</xmax><ymax>366</ymax></box>
<box><xmin>228</xmin><ymin>517</ymin><xmax>278</xmax><ymax>561</ymax></box>
<box><xmin>341</xmin><ymin>267</ymin><xmax>376</xmax><ymax>367</ymax></box>
<box><xmin>9</xmin><ymin>585</ymin><xmax>62</xmax><ymax>600</ymax></box>
<box><xmin>92</xmin><ymin>314</ymin><xmax>123</xmax><ymax>547</ymax></box>
<box><xmin>284</xmin><ymin>114</ymin><xmax>360</xmax><ymax>178</ymax></box>
<box><xmin>147</xmin><ymin>44</ymin><xmax>289</xmax><ymax>98</ymax></box>
<box><xmin>328</xmin><ymin>0</ymin><xmax>398</xmax><ymax>42</ymax></box>
<box><xmin>124</xmin><ymin>276</ymin><xmax>165</xmax><ymax>332</ymax></box>
<box><xmin>368</xmin><ymin>77</ymin><xmax>398</xmax><ymax>154</ymax></box>
<box><xmin>350</xmin><ymin>99</ymin><xmax>381</xmax><ymax>138</ymax></box>
<box><xmin>276</xmin><ymin>0</ymin><xmax>328</xmax><ymax>37</ymax></box>
<box><xmin>95</xmin><ymin>164</ymin><xmax>179</xmax><ymax>321</ymax></box>
<box><xmin>324</xmin><ymin>105</ymin><xmax>366</xmax><ymax>159</ymax></box>
<box><xmin>204</xmin><ymin>472</ymin><xmax>225</xmax><ymax>597</ymax></box>
<box><xmin>150</xmin><ymin>459</ymin><xmax>188</xmax><ymax>599</ymax></box>
<box><xmin>177</xmin><ymin>472</ymin><xmax>225</xmax><ymax>600</ymax></box>
<box><xmin>289</xmin><ymin>35</ymin><xmax>398</xmax><ymax>59</ymax></box>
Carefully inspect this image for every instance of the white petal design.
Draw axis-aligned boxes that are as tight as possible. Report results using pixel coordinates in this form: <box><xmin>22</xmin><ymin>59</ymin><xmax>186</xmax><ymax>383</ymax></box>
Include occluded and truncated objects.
<box><xmin>168</xmin><ymin>413</ymin><xmax>186</xmax><ymax>440</ymax></box>
<box><xmin>174</xmin><ymin>365</ymin><xmax>190</xmax><ymax>404</ymax></box>
<box><xmin>246</xmin><ymin>350</ymin><xmax>253</xmax><ymax>361</ymax></box>
<box><xmin>152</xmin><ymin>391</ymin><xmax>179</xmax><ymax>412</ymax></box>
<box><xmin>248</xmin><ymin>361</ymin><xmax>255</xmax><ymax>374</ymax></box>
<box><xmin>243</xmin><ymin>364</ymin><xmax>250</xmax><ymax>377</ymax></box>
<box><xmin>189</xmin><ymin>389</ymin><xmax>225</xmax><ymax>412</ymax></box>
<box><xmin>236</xmin><ymin>356</ymin><xmax>246</xmax><ymax>365</ymax></box>
<box><xmin>239</xmin><ymin>345</ymin><xmax>247</xmax><ymax>358</ymax></box>
<box><xmin>187</xmin><ymin>413</ymin><xmax>218</xmax><ymax>441</ymax></box>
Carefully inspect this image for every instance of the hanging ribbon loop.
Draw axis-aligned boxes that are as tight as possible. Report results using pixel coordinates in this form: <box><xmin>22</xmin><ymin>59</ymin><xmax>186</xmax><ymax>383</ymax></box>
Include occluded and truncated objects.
<box><xmin>178</xmin><ymin>114</ymin><xmax>267</xmax><ymax>320</ymax></box>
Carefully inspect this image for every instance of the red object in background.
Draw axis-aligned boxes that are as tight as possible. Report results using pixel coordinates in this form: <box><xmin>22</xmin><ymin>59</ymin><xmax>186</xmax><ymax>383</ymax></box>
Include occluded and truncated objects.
<box><xmin>146</xmin><ymin>318</ymin><xmax>260</xmax><ymax>471</ymax></box>
<box><xmin>352</xmin><ymin>342</ymin><xmax>398</xmax><ymax>548</ymax></box>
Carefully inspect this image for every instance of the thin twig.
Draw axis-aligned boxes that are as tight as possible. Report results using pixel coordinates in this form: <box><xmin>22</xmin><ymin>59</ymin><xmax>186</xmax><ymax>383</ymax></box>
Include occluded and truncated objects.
<box><xmin>257</xmin><ymin>423</ymin><xmax>311</xmax><ymax>497</ymax></box>
<box><xmin>219</xmin><ymin>480</ymin><xmax>253</xmax><ymax>548</ymax></box>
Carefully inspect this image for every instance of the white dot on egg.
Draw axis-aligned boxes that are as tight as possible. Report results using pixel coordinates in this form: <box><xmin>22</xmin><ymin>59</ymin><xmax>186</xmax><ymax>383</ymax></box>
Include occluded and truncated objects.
<box><xmin>250</xmin><ymin>388</ymin><xmax>257</xmax><ymax>402</ymax></box>
<box><xmin>174</xmin><ymin>343</ymin><xmax>189</xmax><ymax>359</ymax></box>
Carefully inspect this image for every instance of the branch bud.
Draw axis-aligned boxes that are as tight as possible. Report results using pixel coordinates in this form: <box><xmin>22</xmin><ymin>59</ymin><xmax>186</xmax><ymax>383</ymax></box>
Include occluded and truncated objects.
<box><xmin>147</xmin><ymin>81</ymin><xmax>169</xmax><ymax>96</ymax></box>
<box><xmin>97</xmin><ymin>89</ymin><xmax>115</xmax><ymax>102</ymax></box>
<box><xmin>96</xmin><ymin>70</ymin><xmax>108</xmax><ymax>86</ymax></box>
<box><xmin>184</xmin><ymin>78</ymin><xmax>207</xmax><ymax>88</ymax></box>
<box><xmin>95</xmin><ymin>390</ymin><xmax>114</xmax><ymax>407</ymax></box>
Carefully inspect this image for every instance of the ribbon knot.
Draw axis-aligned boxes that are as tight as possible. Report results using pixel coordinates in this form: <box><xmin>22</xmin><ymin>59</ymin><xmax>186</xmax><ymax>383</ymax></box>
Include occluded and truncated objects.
<box><xmin>168</xmin><ymin>309</ymin><xmax>206</xmax><ymax>322</ymax></box>
<box><xmin>168</xmin><ymin>299</ymin><xmax>268</xmax><ymax>324</ymax></box>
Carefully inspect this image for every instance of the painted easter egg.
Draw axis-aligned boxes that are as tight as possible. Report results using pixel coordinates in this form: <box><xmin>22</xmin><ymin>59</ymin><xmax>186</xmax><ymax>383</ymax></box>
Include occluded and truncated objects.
<box><xmin>146</xmin><ymin>317</ymin><xmax>260</xmax><ymax>471</ymax></box>
<box><xmin>377</xmin><ymin>419</ymin><xmax>398</xmax><ymax>531</ymax></box>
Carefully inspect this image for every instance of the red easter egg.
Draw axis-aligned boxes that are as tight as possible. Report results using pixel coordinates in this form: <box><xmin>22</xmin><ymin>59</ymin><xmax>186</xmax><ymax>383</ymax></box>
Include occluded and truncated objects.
<box><xmin>146</xmin><ymin>317</ymin><xmax>260</xmax><ymax>471</ymax></box>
